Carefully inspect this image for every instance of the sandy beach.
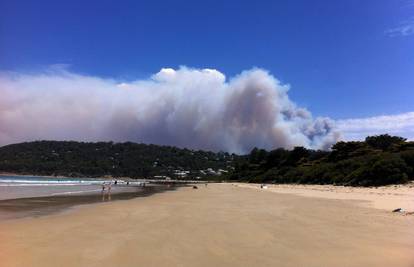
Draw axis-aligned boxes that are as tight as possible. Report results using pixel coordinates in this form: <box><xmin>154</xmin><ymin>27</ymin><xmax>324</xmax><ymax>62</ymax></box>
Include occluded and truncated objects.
<box><xmin>235</xmin><ymin>182</ymin><xmax>414</xmax><ymax>212</ymax></box>
<box><xmin>1</xmin><ymin>183</ymin><xmax>413</xmax><ymax>267</ymax></box>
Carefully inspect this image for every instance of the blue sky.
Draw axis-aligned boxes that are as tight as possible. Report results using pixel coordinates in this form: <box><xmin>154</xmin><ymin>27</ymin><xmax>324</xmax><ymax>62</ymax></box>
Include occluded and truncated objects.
<box><xmin>0</xmin><ymin>0</ymin><xmax>413</xmax><ymax>148</ymax></box>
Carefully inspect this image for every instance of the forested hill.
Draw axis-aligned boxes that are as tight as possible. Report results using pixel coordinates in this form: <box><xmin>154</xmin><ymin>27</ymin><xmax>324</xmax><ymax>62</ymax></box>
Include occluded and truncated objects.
<box><xmin>226</xmin><ymin>135</ymin><xmax>414</xmax><ymax>186</ymax></box>
<box><xmin>0</xmin><ymin>141</ymin><xmax>235</xmax><ymax>178</ymax></box>
<box><xmin>1</xmin><ymin>135</ymin><xmax>413</xmax><ymax>186</ymax></box>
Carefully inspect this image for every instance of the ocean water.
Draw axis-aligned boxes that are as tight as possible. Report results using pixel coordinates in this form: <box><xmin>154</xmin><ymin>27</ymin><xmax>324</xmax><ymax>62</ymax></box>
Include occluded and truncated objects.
<box><xmin>0</xmin><ymin>175</ymin><xmax>144</xmax><ymax>200</ymax></box>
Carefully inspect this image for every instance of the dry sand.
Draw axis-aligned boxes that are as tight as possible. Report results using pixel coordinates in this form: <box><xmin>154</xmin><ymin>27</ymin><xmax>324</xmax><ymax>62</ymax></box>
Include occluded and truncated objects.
<box><xmin>0</xmin><ymin>183</ymin><xmax>413</xmax><ymax>267</ymax></box>
<box><xmin>236</xmin><ymin>182</ymin><xmax>414</xmax><ymax>212</ymax></box>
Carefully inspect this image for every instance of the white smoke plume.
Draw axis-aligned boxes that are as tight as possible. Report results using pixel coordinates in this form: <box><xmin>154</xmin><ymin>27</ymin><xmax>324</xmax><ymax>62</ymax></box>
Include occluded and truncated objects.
<box><xmin>0</xmin><ymin>66</ymin><xmax>339</xmax><ymax>153</ymax></box>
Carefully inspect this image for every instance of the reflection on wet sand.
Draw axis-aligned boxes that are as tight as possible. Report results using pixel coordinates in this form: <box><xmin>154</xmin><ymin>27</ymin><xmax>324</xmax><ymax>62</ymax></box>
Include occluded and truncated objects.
<box><xmin>0</xmin><ymin>184</ymin><xmax>175</xmax><ymax>220</ymax></box>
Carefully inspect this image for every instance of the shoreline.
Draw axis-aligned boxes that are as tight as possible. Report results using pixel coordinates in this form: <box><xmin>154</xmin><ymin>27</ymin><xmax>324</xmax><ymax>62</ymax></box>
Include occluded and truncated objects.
<box><xmin>2</xmin><ymin>173</ymin><xmax>413</xmax><ymax>219</ymax></box>
<box><xmin>2</xmin><ymin>171</ymin><xmax>414</xmax><ymax>187</ymax></box>
<box><xmin>0</xmin><ymin>184</ymin><xmax>177</xmax><ymax>221</ymax></box>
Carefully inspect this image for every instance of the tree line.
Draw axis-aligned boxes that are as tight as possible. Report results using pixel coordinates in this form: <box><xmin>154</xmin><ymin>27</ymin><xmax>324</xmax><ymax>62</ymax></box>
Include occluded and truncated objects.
<box><xmin>0</xmin><ymin>135</ymin><xmax>413</xmax><ymax>186</ymax></box>
<box><xmin>0</xmin><ymin>141</ymin><xmax>234</xmax><ymax>178</ymax></box>
<box><xmin>225</xmin><ymin>134</ymin><xmax>414</xmax><ymax>186</ymax></box>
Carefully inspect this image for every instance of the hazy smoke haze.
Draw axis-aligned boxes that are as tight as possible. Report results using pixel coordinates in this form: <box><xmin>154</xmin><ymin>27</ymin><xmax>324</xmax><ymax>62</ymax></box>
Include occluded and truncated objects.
<box><xmin>0</xmin><ymin>67</ymin><xmax>340</xmax><ymax>153</ymax></box>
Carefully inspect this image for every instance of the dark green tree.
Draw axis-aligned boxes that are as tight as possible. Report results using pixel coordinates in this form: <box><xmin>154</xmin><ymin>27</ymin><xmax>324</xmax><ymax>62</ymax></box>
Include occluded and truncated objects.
<box><xmin>365</xmin><ymin>134</ymin><xmax>406</xmax><ymax>151</ymax></box>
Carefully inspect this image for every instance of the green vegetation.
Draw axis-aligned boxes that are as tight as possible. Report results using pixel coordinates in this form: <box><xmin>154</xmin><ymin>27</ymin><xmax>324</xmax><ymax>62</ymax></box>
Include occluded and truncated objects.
<box><xmin>0</xmin><ymin>141</ymin><xmax>235</xmax><ymax>178</ymax></box>
<box><xmin>0</xmin><ymin>134</ymin><xmax>413</xmax><ymax>186</ymax></box>
<box><xmin>225</xmin><ymin>134</ymin><xmax>414</xmax><ymax>186</ymax></box>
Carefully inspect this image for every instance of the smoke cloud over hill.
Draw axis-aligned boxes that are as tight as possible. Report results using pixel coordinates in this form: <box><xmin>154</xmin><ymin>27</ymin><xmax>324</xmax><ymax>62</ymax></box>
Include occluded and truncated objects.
<box><xmin>0</xmin><ymin>67</ymin><xmax>339</xmax><ymax>153</ymax></box>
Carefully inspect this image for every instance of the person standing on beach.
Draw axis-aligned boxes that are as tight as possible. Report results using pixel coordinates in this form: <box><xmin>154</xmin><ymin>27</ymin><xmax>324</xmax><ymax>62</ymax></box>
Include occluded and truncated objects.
<box><xmin>101</xmin><ymin>183</ymin><xmax>106</xmax><ymax>201</ymax></box>
<box><xmin>107</xmin><ymin>183</ymin><xmax>112</xmax><ymax>201</ymax></box>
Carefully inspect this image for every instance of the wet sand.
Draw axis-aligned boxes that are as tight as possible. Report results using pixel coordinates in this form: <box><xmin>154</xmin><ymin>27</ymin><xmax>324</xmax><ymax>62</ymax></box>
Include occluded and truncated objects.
<box><xmin>0</xmin><ymin>183</ymin><xmax>413</xmax><ymax>267</ymax></box>
<box><xmin>0</xmin><ymin>185</ymin><xmax>174</xmax><ymax>220</ymax></box>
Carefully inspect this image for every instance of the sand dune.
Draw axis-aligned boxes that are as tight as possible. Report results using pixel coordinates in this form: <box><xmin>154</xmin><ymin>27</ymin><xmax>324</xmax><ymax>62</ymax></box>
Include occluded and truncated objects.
<box><xmin>1</xmin><ymin>183</ymin><xmax>413</xmax><ymax>267</ymax></box>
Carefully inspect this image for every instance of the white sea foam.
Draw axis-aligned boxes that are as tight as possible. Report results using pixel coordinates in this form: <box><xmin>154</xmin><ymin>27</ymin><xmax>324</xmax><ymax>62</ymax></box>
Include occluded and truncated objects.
<box><xmin>0</xmin><ymin>183</ymin><xmax>84</xmax><ymax>186</ymax></box>
<box><xmin>0</xmin><ymin>176</ymin><xmax>110</xmax><ymax>200</ymax></box>
<box><xmin>0</xmin><ymin>176</ymin><xmax>107</xmax><ymax>186</ymax></box>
